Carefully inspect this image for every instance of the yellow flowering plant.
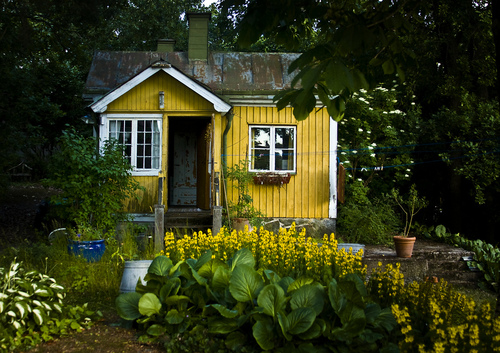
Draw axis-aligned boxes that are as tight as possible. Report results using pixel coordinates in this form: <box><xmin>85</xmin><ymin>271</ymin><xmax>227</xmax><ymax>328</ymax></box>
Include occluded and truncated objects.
<box><xmin>368</xmin><ymin>262</ymin><xmax>500</xmax><ymax>352</ymax></box>
<box><xmin>163</xmin><ymin>223</ymin><xmax>366</xmax><ymax>283</ymax></box>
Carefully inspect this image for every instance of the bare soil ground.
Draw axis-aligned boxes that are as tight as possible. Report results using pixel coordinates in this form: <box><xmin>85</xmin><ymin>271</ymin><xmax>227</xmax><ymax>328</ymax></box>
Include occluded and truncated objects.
<box><xmin>1</xmin><ymin>183</ymin><xmax>165</xmax><ymax>353</ymax></box>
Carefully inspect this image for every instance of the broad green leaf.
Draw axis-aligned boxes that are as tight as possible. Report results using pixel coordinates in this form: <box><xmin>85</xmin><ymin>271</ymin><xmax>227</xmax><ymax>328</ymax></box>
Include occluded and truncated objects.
<box><xmin>193</xmin><ymin>250</ymin><xmax>212</xmax><ymax>271</ymax></box>
<box><xmin>291</xmin><ymin>88</ymin><xmax>316</xmax><ymax>121</ymax></box>
<box><xmin>277</xmin><ymin>311</ymin><xmax>292</xmax><ymax>341</ymax></box>
<box><xmin>299</xmin><ymin>65</ymin><xmax>322</xmax><ymax>91</ymax></box>
<box><xmin>229</xmin><ymin>265</ymin><xmax>263</xmax><ymax>302</ymax></box>
<box><xmin>225</xmin><ymin>331</ymin><xmax>247</xmax><ymax>351</ymax></box>
<box><xmin>263</xmin><ymin>269</ymin><xmax>281</xmax><ymax>283</ymax></box>
<box><xmin>290</xmin><ymin>284</ymin><xmax>324</xmax><ymax>315</ymax></box>
<box><xmin>257</xmin><ymin>284</ymin><xmax>286</xmax><ymax>318</ymax></box>
<box><xmin>208</xmin><ymin>317</ymin><xmax>240</xmax><ymax>334</ymax></box>
<box><xmin>116</xmin><ymin>292</ymin><xmax>142</xmax><ymax>320</ymax></box>
<box><xmin>15</xmin><ymin>301</ymin><xmax>29</xmax><ymax>319</ymax></box>
<box><xmin>34</xmin><ymin>289</ymin><xmax>50</xmax><ymax>297</ymax></box>
<box><xmin>364</xmin><ymin>303</ymin><xmax>381</xmax><ymax>324</ymax></box>
<box><xmin>212</xmin><ymin>266</ymin><xmax>231</xmax><ymax>289</ymax></box>
<box><xmin>166</xmin><ymin>309</ymin><xmax>184</xmax><ymax>324</ymax></box>
<box><xmin>328</xmin><ymin>278</ymin><xmax>346</xmax><ymax>314</ymax></box>
<box><xmin>147</xmin><ymin>324</ymin><xmax>167</xmax><ymax>336</ymax></box>
<box><xmin>164</xmin><ymin>295</ymin><xmax>191</xmax><ymax>306</ymax></box>
<box><xmin>288</xmin><ymin>277</ymin><xmax>314</xmax><ymax>293</ymax></box>
<box><xmin>373</xmin><ymin>307</ymin><xmax>397</xmax><ymax>332</ymax></box>
<box><xmin>287</xmin><ymin>307</ymin><xmax>316</xmax><ymax>335</ymax></box>
<box><xmin>230</xmin><ymin>248</ymin><xmax>255</xmax><ymax>271</ymax></box>
<box><xmin>52</xmin><ymin>302</ymin><xmax>62</xmax><ymax>314</ymax></box>
<box><xmin>382</xmin><ymin>60</ymin><xmax>395</xmax><ymax>75</ymax></box>
<box><xmin>325</xmin><ymin>60</ymin><xmax>354</xmax><ymax>92</ymax></box>
<box><xmin>331</xmin><ymin>311</ymin><xmax>366</xmax><ymax>341</ymax></box>
<box><xmin>277</xmin><ymin>277</ymin><xmax>294</xmax><ymax>294</ymax></box>
<box><xmin>187</xmin><ymin>261</ymin><xmax>208</xmax><ymax>286</ymax></box>
<box><xmin>298</xmin><ymin>320</ymin><xmax>324</xmax><ymax>340</ymax></box>
<box><xmin>159</xmin><ymin>277</ymin><xmax>181</xmax><ymax>302</ymax></box>
<box><xmin>253</xmin><ymin>318</ymin><xmax>275</xmax><ymax>350</ymax></box>
<box><xmin>199</xmin><ymin>259</ymin><xmax>227</xmax><ymax>280</ymax></box>
<box><xmin>148</xmin><ymin>256</ymin><xmax>173</xmax><ymax>277</ymax></box>
<box><xmin>32</xmin><ymin>308</ymin><xmax>44</xmax><ymax>325</ymax></box>
<box><xmin>206</xmin><ymin>304</ymin><xmax>239</xmax><ymax>318</ymax></box>
<box><xmin>138</xmin><ymin>293</ymin><xmax>162</xmax><ymax>317</ymax></box>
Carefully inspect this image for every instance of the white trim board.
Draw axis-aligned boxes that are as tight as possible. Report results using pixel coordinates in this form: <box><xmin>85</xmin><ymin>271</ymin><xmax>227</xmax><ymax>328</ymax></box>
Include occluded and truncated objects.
<box><xmin>90</xmin><ymin>66</ymin><xmax>232</xmax><ymax>114</ymax></box>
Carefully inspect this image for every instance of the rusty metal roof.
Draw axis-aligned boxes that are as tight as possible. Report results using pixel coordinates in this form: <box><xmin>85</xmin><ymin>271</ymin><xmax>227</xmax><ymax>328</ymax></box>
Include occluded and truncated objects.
<box><xmin>84</xmin><ymin>51</ymin><xmax>300</xmax><ymax>101</ymax></box>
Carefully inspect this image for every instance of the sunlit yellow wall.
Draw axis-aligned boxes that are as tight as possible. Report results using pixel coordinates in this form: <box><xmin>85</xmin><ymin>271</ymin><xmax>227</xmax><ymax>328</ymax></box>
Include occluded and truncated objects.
<box><xmin>104</xmin><ymin>71</ymin><xmax>216</xmax><ymax>213</ymax></box>
<box><xmin>225</xmin><ymin>106</ymin><xmax>331</xmax><ymax>218</ymax></box>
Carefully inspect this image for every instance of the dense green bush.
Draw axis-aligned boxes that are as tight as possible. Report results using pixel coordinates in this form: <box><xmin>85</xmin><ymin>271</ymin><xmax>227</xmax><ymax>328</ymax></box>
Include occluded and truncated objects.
<box><xmin>116</xmin><ymin>250</ymin><xmax>399</xmax><ymax>352</ymax></box>
<box><xmin>337</xmin><ymin>181</ymin><xmax>400</xmax><ymax>246</ymax></box>
<box><xmin>0</xmin><ymin>259</ymin><xmax>97</xmax><ymax>352</ymax></box>
<box><xmin>44</xmin><ymin>129</ymin><xmax>143</xmax><ymax>238</ymax></box>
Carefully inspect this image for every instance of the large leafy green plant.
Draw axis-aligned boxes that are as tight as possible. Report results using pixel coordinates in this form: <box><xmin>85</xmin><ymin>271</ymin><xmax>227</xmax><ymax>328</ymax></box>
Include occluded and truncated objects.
<box><xmin>0</xmin><ymin>259</ymin><xmax>96</xmax><ymax>352</ymax></box>
<box><xmin>116</xmin><ymin>249</ymin><xmax>399</xmax><ymax>352</ymax></box>
<box><xmin>45</xmin><ymin>129</ymin><xmax>143</xmax><ymax>238</ymax></box>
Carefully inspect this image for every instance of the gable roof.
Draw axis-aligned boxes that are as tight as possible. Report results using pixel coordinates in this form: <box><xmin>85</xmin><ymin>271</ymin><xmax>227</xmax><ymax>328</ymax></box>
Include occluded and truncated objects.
<box><xmin>89</xmin><ymin>61</ymin><xmax>232</xmax><ymax>114</ymax></box>
<box><xmin>84</xmin><ymin>51</ymin><xmax>301</xmax><ymax>109</ymax></box>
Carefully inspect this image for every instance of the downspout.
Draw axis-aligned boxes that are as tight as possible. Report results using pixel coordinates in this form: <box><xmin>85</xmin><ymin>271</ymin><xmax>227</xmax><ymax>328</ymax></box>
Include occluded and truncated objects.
<box><xmin>222</xmin><ymin>110</ymin><xmax>234</xmax><ymax>221</ymax></box>
<box><xmin>222</xmin><ymin>110</ymin><xmax>234</xmax><ymax>172</ymax></box>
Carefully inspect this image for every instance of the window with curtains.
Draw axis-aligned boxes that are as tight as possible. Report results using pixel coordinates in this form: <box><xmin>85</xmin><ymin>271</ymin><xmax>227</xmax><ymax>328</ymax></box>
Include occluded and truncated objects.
<box><xmin>249</xmin><ymin>125</ymin><xmax>296</xmax><ymax>173</ymax></box>
<box><xmin>108</xmin><ymin>118</ymin><xmax>161</xmax><ymax>173</ymax></box>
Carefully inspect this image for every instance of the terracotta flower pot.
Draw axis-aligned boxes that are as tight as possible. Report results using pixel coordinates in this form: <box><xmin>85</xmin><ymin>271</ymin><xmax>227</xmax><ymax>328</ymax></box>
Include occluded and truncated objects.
<box><xmin>393</xmin><ymin>236</ymin><xmax>416</xmax><ymax>258</ymax></box>
<box><xmin>232</xmin><ymin>218</ymin><xmax>253</xmax><ymax>233</ymax></box>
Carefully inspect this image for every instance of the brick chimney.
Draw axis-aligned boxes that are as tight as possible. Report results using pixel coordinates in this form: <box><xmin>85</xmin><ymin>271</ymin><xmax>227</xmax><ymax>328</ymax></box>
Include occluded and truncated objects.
<box><xmin>157</xmin><ymin>39</ymin><xmax>176</xmax><ymax>52</ymax></box>
<box><xmin>187</xmin><ymin>13</ymin><xmax>211</xmax><ymax>61</ymax></box>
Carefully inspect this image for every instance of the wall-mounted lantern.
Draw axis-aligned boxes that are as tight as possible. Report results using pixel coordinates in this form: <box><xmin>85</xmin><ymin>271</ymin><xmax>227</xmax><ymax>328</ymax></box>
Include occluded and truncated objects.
<box><xmin>159</xmin><ymin>91</ymin><xmax>165</xmax><ymax>109</ymax></box>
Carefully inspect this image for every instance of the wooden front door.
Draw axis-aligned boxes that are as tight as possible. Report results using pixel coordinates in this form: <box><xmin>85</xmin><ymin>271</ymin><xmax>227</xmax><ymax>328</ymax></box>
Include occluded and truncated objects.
<box><xmin>168</xmin><ymin>117</ymin><xmax>211</xmax><ymax>209</ymax></box>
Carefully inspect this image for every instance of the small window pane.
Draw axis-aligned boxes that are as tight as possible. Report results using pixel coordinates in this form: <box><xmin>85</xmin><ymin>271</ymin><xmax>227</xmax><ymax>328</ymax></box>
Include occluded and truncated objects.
<box><xmin>275</xmin><ymin>149</ymin><xmax>294</xmax><ymax>170</ymax></box>
<box><xmin>252</xmin><ymin>150</ymin><xmax>270</xmax><ymax>170</ymax></box>
<box><xmin>275</xmin><ymin>128</ymin><xmax>294</xmax><ymax>148</ymax></box>
<box><xmin>251</xmin><ymin>128</ymin><xmax>270</xmax><ymax>148</ymax></box>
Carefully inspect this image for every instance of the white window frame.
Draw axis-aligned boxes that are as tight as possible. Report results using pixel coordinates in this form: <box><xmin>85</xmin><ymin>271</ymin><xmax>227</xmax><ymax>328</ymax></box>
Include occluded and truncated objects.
<box><xmin>100</xmin><ymin>114</ymin><xmax>162</xmax><ymax>176</ymax></box>
<box><xmin>248</xmin><ymin>125</ymin><xmax>297</xmax><ymax>173</ymax></box>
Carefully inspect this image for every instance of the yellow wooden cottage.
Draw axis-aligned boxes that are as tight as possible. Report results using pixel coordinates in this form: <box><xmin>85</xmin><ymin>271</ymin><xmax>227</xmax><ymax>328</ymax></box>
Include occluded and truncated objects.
<box><xmin>84</xmin><ymin>13</ymin><xmax>338</xmax><ymax>235</ymax></box>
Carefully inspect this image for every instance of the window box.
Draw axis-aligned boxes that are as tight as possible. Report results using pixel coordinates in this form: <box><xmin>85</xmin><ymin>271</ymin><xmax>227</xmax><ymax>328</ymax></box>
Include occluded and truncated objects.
<box><xmin>253</xmin><ymin>172</ymin><xmax>291</xmax><ymax>186</ymax></box>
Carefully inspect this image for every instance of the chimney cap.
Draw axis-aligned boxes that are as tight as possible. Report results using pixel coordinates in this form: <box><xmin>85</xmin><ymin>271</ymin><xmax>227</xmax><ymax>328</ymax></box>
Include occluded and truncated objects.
<box><xmin>186</xmin><ymin>12</ymin><xmax>212</xmax><ymax>21</ymax></box>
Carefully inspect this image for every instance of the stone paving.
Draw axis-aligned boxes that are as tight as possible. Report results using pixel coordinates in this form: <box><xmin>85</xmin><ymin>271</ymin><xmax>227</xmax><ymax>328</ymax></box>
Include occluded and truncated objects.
<box><xmin>362</xmin><ymin>238</ymin><xmax>483</xmax><ymax>288</ymax></box>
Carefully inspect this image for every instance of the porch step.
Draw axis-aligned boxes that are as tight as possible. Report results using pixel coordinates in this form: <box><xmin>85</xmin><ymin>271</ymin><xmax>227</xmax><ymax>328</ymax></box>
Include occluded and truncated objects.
<box><xmin>363</xmin><ymin>239</ymin><xmax>483</xmax><ymax>289</ymax></box>
<box><xmin>165</xmin><ymin>209</ymin><xmax>213</xmax><ymax>230</ymax></box>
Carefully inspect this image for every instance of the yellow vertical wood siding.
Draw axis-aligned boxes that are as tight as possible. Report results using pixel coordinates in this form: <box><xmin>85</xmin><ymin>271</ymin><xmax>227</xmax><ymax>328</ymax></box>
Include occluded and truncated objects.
<box><xmin>107</xmin><ymin>71</ymin><xmax>213</xmax><ymax>112</ymax></box>
<box><xmin>225</xmin><ymin>106</ymin><xmax>331</xmax><ymax>219</ymax></box>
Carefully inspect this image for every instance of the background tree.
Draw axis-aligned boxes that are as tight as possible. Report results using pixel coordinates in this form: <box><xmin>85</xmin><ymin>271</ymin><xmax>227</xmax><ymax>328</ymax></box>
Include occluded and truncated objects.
<box><xmin>225</xmin><ymin>0</ymin><xmax>500</xmax><ymax>242</ymax></box>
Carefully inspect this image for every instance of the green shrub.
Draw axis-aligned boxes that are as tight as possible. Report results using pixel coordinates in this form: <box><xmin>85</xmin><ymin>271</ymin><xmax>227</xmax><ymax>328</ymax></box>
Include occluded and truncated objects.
<box><xmin>116</xmin><ymin>250</ymin><xmax>399</xmax><ymax>352</ymax></box>
<box><xmin>0</xmin><ymin>259</ymin><xmax>97</xmax><ymax>352</ymax></box>
<box><xmin>337</xmin><ymin>181</ymin><xmax>400</xmax><ymax>245</ymax></box>
<box><xmin>44</xmin><ymin>129</ymin><xmax>143</xmax><ymax>238</ymax></box>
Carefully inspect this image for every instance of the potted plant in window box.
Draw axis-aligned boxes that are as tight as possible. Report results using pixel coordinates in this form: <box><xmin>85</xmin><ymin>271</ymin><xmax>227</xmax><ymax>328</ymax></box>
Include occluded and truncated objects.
<box><xmin>391</xmin><ymin>184</ymin><xmax>428</xmax><ymax>258</ymax></box>
<box><xmin>225</xmin><ymin>160</ymin><xmax>265</xmax><ymax>232</ymax></box>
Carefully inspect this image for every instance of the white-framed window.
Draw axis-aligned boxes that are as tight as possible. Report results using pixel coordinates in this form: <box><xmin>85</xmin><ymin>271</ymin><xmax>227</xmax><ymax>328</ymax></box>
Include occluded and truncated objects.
<box><xmin>249</xmin><ymin>125</ymin><xmax>296</xmax><ymax>173</ymax></box>
<box><xmin>103</xmin><ymin>114</ymin><xmax>162</xmax><ymax>176</ymax></box>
